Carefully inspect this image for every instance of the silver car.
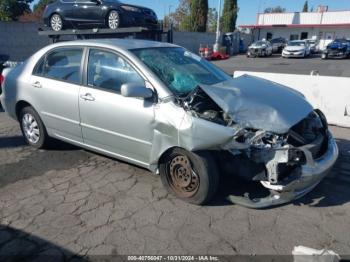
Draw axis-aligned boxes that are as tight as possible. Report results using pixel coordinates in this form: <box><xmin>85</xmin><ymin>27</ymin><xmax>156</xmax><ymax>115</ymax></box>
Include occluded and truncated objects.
<box><xmin>0</xmin><ymin>39</ymin><xmax>338</xmax><ymax>208</ymax></box>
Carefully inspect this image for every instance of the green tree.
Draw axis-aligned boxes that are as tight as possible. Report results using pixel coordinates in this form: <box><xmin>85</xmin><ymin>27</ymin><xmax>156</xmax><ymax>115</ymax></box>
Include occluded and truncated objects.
<box><xmin>0</xmin><ymin>0</ymin><xmax>33</xmax><ymax>21</ymax></box>
<box><xmin>33</xmin><ymin>0</ymin><xmax>51</xmax><ymax>12</ymax></box>
<box><xmin>302</xmin><ymin>1</ymin><xmax>309</xmax><ymax>12</ymax></box>
<box><xmin>264</xmin><ymin>6</ymin><xmax>286</xmax><ymax>13</ymax></box>
<box><xmin>221</xmin><ymin>0</ymin><xmax>238</xmax><ymax>33</ymax></box>
<box><xmin>189</xmin><ymin>0</ymin><xmax>208</xmax><ymax>32</ymax></box>
<box><xmin>169</xmin><ymin>0</ymin><xmax>191</xmax><ymax>31</ymax></box>
<box><xmin>207</xmin><ymin>7</ymin><xmax>217</xmax><ymax>32</ymax></box>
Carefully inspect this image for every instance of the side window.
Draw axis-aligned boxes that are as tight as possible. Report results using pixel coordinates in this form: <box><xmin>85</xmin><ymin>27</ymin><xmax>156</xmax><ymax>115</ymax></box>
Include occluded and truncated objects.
<box><xmin>87</xmin><ymin>49</ymin><xmax>144</xmax><ymax>93</ymax></box>
<box><xmin>36</xmin><ymin>48</ymin><xmax>83</xmax><ymax>84</ymax></box>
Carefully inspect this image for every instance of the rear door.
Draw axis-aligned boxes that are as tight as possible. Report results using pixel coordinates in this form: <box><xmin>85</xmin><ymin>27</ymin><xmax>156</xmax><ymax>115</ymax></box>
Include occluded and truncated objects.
<box><xmin>60</xmin><ymin>0</ymin><xmax>76</xmax><ymax>21</ymax></box>
<box><xmin>78</xmin><ymin>48</ymin><xmax>155</xmax><ymax>165</ymax></box>
<box><xmin>30</xmin><ymin>47</ymin><xmax>84</xmax><ymax>142</ymax></box>
<box><xmin>73</xmin><ymin>0</ymin><xmax>104</xmax><ymax>24</ymax></box>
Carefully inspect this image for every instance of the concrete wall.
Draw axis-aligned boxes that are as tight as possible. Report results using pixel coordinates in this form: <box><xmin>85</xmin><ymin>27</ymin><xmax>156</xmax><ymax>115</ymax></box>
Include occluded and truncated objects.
<box><xmin>234</xmin><ymin>71</ymin><xmax>350</xmax><ymax>128</ymax></box>
<box><xmin>0</xmin><ymin>22</ymin><xmax>50</xmax><ymax>62</ymax></box>
<box><xmin>0</xmin><ymin>21</ymin><xmax>248</xmax><ymax>63</ymax></box>
<box><xmin>173</xmin><ymin>31</ymin><xmax>216</xmax><ymax>53</ymax></box>
<box><xmin>0</xmin><ymin>22</ymin><xmax>225</xmax><ymax>62</ymax></box>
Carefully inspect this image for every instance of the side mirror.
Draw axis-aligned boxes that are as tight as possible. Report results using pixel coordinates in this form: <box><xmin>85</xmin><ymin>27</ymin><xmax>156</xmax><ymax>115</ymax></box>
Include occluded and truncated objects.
<box><xmin>121</xmin><ymin>83</ymin><xmax>154</xmax><ymax>99</ymax></box>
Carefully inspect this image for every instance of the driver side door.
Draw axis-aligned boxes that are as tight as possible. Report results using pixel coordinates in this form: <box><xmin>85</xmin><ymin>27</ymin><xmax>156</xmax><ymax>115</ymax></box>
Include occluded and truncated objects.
<box><xmin>79</xmin><ymin>48</ymin><xmax>156</xmax><ymax>165</ymax></box>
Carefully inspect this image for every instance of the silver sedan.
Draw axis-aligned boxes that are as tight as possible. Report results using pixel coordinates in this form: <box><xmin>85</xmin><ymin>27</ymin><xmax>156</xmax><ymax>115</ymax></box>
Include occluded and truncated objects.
<box><xmin>0</xmin><ymin>39</ymin><xmax>338</xmax><ymax>208</ymax></box>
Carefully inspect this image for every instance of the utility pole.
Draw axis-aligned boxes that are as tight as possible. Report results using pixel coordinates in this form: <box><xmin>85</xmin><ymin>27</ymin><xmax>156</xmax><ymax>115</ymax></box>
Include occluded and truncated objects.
<box><xmin>214</xmin><ymin>0</ymin><xmax>222</xmax><ymax>52</ymax></box>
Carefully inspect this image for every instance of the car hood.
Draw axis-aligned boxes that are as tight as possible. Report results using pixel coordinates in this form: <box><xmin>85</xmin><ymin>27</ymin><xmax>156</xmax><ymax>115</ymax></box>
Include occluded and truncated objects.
<box><xmin>249</xmin><ymin>45</ymin><xmax>266</xmax><ymax>49</ymax></box>
<box><xmin>285</xmin><ymin>46</ymin><xmax>305</xmax><ymax>52</ymax></box>
<box><xmin>120</xmin><ymin>3</ymin><xmax>154</xmax><ymax>12</ymax></box>
<box><xmin>199</xmin><ymin>75</ymin><xmax>313</xmax><ymax>134</ymax></box>
<box><xmin>327</xmin><ymin>42</ymin><xmax>346</xmax><ymax>50</ymax></box>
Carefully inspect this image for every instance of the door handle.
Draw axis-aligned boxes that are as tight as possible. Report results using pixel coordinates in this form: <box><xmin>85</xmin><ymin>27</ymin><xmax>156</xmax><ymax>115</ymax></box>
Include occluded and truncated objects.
<box><xmin>32</xmin><ymin>81</ymin><xmax>42</xmax><ymax>88</ymax></box>
<box><xmin>80</xmin><ymin>93</ymin><xmax>95</xmax><ymax>101</ymax></box>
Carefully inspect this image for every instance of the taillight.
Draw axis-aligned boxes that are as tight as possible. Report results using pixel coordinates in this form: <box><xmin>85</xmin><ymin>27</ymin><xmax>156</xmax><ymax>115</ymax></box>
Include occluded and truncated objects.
<box><xmin>0</xmin><ymin>75</ymin><xmax>4</xmax><ymax>86</ymax></box>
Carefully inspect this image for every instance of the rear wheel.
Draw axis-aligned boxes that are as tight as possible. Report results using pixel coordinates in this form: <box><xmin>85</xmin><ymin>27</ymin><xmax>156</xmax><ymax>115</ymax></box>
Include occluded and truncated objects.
<box><xmin>19</xmin><ymin>106</ymin><xmax>49</xmax><ymax>149</ymax></box>
<box><xmin>321</xmin><ymin>53</ymin><xmax>327</xmax><ymax>60</ymax></box>
<box><xmin>160</xmin><ymin>148</ymin><xmax>219</xmax><ymax>205</ymax></box>
<box><xmin>50</xmin><ymin>14</ymin><xmax>63</xmax><ymax>31</ymax></box>
<box><xmin>107</xmin><ymin>10</ymin><xmax>120</xmax><ymax>30</ymax></box>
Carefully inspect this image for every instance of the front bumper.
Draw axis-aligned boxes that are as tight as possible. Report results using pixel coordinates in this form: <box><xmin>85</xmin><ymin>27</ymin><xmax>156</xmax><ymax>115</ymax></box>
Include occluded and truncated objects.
<box><xmin>228</xmin><ymin>132</ymin><xmax>338</xmax><ymax>208</ymax></box>
<box><xmin>282</xmin><ymin>50</ymin><xmax>305</xmax><ymax>57</ymax></box>
<box><xmin>323</xmin><ymin>50</ymin><xmax>347</xmax><ymax>58</ymax></box>
<box><xmin>247</xmin><ymin>48</ymin><xmax>266</xmax><ymax>57</ymax></box>
<box><xmin>121</xmin><ymin>11</ymin><xmax>158</xmax><ymax>28</ymax></box>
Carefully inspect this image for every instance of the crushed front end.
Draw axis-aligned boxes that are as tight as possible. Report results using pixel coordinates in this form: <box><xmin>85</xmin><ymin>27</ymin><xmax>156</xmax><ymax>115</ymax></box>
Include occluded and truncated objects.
<box><xmin>179</xmin><ymin>78</ymin><xmax>339</xmax><ymax>208</ymax></box>
<box><xmin>226</xmin><ymin>110</ymin><xmax>338</xmax><ymax>208</ymax></box>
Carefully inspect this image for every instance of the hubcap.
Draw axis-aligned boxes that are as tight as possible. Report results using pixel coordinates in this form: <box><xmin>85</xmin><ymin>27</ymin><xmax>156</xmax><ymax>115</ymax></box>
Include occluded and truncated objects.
<box><xmin>108</xmin><ymin>12</ymin><xmax>119</xmax><ymax>29</ymax></box>
<box><xmin>167</xmin><ymin>155</ymin><xmax>200</xmax><ymax>198</ymax></box>
<box><xmin>22</xmin><ymin>113</ymin><xmax>40</xmax><ymax>144</ymax></box>
<box><xmin>51</xmin><ymin>15</ymin><xmax>62</xmax><ymax>31</ymax></box>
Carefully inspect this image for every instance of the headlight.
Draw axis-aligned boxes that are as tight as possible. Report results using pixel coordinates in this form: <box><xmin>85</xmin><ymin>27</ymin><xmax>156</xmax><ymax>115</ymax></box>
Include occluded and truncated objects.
<box><xmin>121</xmin><ymin>5</ymin><xmax>142</xmax><ymax>12</ymax></box>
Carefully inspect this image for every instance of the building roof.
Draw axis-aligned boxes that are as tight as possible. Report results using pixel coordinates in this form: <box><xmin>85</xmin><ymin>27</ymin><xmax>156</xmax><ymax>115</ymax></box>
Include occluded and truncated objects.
<box><xmin>240</xmin><ymin>10</ymin><xmax>350</xmax><ymax>29</ymax></box>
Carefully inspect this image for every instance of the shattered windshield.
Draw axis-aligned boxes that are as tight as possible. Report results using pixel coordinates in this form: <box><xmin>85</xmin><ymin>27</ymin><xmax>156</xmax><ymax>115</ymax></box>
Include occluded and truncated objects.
<box><xmin>131</xmin><ymin>47</ymin><xmax>231</xmax><ymax>95</ymax></box>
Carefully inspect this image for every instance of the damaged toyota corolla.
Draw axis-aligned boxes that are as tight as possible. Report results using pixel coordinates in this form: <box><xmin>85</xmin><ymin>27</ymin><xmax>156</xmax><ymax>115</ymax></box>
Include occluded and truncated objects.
<box><xmin>0</xmin><ymin>39</ymin><xmax>338</xmax><ymax>208</ymax></box>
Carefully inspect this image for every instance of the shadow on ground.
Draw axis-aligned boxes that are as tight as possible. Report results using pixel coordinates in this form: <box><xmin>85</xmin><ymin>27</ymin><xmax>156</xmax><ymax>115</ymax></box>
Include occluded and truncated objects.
<box><xmin>0</xmin><ymin>139</ymin><xmax>90</xmax><ymax>188</ymax></box>
<box><xmin>0</xmin><ymin>136</ymin><xmax>26</xmax><ymax>149</ymax></box>
<box><xmin>0</xmin><ymin>225</ymin><xmax>87</xmax><ymax>261</ymax></box>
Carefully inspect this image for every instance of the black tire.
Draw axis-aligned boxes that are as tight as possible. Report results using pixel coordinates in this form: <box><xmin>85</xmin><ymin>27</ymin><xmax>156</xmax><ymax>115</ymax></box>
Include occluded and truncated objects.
<box><xmin>19</xmin><ymin>106</ymin><xmax>49</xmax><ymax>149</ymax></box>
<box><xmin>50</xmin><ymin>14</ymin><xmax>63</xmax><ymax>31</ymax></box>
<box><xmin>159</xmin><ymin>148</ymin><xmax>219</xmax><ymax>205</ymax></box>
<box><xmin>107</xmin><ymin>10</ymin><xmax>120</xmax><ymax>30</ymax></box>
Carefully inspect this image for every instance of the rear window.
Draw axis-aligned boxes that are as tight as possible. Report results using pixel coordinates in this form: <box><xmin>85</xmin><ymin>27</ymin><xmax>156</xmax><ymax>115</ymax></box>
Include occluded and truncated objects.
<box><xmin>34</xmin><ymin>48</ymin><xmax>83</xmax><ymax>84</ymax></box>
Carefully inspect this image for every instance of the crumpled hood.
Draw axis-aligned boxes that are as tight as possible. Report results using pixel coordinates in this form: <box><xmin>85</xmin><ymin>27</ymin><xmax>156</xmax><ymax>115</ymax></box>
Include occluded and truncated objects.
<box><xmin>285</xmin><ymin>46</ymin><xmax>305</xmax><ymax>52</ymax></box>
<box><xmin>199</xmin><ymin>75</ymin><xmax>313</xmax><ymax>134</ymax></box>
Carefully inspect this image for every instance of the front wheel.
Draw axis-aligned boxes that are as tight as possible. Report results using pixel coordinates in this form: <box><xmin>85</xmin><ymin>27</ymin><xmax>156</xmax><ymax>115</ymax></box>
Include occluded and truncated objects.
<box><xmin>159</xmin><ymin>148</ymin><xmax>219</xmax><ymax>205</ymax></box>
<box><xmin>50</xmin><ymin>14</ymin><xmax>63</xmax><ymax>31</ymax></box>
<box><xmin>19</xmin><ymin>106</ymin><xmax>49</xmax><ymax>149</ymax></box>
<box><xmin>107</xmin><ymin>10</ymin><xmax>120</xmax><ymax>30</ymax></box>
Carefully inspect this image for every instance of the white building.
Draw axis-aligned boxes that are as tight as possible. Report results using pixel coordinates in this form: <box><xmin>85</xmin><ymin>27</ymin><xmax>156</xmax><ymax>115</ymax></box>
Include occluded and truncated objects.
<box><xmin>239</xmin><ymin>8</ymin><xmax>350</xmax><ymax>50</ymax></box>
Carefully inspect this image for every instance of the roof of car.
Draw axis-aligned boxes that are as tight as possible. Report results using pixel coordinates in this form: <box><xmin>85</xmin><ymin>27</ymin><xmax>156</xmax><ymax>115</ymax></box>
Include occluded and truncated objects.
<box><xmin>53</xmin><ymin>39</ymin><xmax>178</xmax><ymax>50</ymax></box>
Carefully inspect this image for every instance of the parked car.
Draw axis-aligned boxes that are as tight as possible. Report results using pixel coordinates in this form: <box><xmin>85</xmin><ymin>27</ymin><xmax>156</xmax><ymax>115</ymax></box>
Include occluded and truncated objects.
<box><xmin>305</xmin><ymin>39</ymin><xmax>319</xmax><ymax>53</ymax></box>
<box><xmin>43</xmin><ymin>0</ymin><xmax>158</xmax><ymax>31</ymax></box>
<box><xmin>321</xmin><ymin>39</ymin><xmax>350</xmax><ymax>59</ymax></box>
<box><xmin>270</xmin><ymin>37</ymin><xmax>287</xmax><ymax>53</ymax></box>
<box><xmin>0</xmin><ymin>39</ymin><xmax>338</xmax><ymax>208</ymax></box>
<box><xmin>282</xmin><ymin>40</ymin><xmax>311</xmax><ymax>58</ymax></box>
<box><xmin>247</xmin><ymin>40</ymin><xmax>273</xmax><ymax>57</ymax></box>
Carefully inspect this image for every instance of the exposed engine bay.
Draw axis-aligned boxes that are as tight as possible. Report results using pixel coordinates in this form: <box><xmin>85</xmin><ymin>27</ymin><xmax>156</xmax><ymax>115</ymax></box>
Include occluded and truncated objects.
<box><xmin>175</xmin><ymin>85</ymin><xmax>331</xmax><ymax>208</ymax></box>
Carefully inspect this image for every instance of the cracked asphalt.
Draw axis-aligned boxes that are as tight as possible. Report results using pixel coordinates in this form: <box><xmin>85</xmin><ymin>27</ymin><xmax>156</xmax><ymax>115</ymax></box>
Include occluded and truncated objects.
<box><xmin>1</xmin><ymin>106</ymin><xmax>350</xmax><ymax>259</ymax></box>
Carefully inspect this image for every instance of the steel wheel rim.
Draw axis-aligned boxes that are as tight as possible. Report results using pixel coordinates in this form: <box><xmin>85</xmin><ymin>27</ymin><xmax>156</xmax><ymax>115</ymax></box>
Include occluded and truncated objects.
<box><xmin>108</xmin><ymin>11</ymin><xmax>119</xmax><ymax>29</ymax></box>
<box><xmin>51</xmin><ymin>15</ymin><xmax>62</xmax><ymax>31</ymax></box>
<box><xmin>167</xmin><ymin>155</ymin><xmax>200</xmax><ymax>198</ymax></box>
<box><xmin>22</xmin><ymin>113</ymin><xmax>40</xmax><ymax>144</ymax></box>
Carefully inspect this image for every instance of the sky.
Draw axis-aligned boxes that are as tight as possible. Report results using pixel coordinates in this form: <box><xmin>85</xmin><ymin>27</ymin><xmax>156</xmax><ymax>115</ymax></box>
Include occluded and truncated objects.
<box><xmin>31</xmin><ymin>0</ymin><xmax>350</xmax><ymax>25</ymax></box>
